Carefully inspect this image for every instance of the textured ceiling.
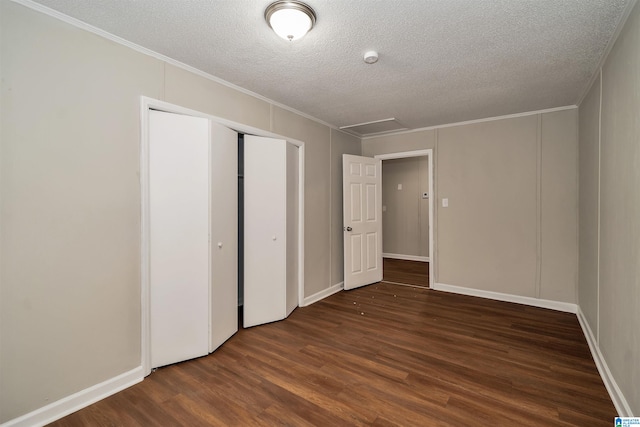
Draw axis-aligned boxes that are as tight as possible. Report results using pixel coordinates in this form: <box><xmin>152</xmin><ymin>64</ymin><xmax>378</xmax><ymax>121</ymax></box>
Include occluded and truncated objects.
<box><xmin>30</xmin><ymin>0</ymin><xmax>630</xmax><ymax>134</ymax></box>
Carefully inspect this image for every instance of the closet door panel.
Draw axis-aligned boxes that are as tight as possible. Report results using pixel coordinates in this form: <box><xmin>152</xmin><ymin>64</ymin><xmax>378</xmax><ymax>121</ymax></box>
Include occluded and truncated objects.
<box><xmin>149</xmin><ymin>110</ymin><xmax>209</xmax><ymax>368</ymax></box>
<box><xmin>210</xmin><ymin>121</ymin><xmax>239</xmax><ymax>352</ymax></box>
<box><xmin>243</xmin><ymin>136</ymin><xmax>287</xmax><ymax>327</ymax></box>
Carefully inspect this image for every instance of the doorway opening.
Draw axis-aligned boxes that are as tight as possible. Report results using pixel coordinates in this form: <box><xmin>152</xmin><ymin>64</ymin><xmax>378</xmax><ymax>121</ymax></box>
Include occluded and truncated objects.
<box><xmin>375</xmin><ymin>150</ymin><xmax>434</xmax><ymax>289</ymax></box>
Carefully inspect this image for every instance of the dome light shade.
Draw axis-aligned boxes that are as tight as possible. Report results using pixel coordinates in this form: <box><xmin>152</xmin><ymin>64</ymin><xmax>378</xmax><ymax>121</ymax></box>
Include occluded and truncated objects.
<box><xmin>265</xmin><ymin>1</ymin><xmax>316</xmax><ymax>41</ymax></box>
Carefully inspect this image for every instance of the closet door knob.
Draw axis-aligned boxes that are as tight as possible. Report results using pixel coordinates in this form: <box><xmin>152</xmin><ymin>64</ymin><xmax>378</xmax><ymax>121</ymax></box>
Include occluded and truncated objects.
<box><xmin>217</xmin><ymin>242</ymin><xmax>223</xmax><ymax>248</ymax></box>
<box><xmin>272</xmin><ymin>235</ymin><xmax>277</xmax><ymax>241</ymax></box>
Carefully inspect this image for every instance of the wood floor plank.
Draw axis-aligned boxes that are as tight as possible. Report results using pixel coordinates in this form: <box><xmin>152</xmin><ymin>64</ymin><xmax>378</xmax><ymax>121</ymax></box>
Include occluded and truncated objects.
<box><xmin>382</xmin><ymin>258</ymin><xmax>429</xmax><ymax>287</ymax></box>
<box><xmin>48</xmin><ymin>283</ymin><xmax>615</xmax><ymax>426</ymax></box>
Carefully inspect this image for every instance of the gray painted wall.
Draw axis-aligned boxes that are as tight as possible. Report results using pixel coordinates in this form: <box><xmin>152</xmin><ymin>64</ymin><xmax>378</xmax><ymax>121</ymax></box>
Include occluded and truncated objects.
<box><xmin>363</xmin><ymin>110</ymin><xmax>578</xmax><ymax>302</ymax></box>
<box><xmin>578</xmin><ymin>1</ymin><xmax>640</xmax><ymax>414</ymax></box>
<box><xmin>578</xmin><ymin>75</ymin><xmax>601</xmax><ymax>333</ymax></box>
<box><xmin>0</xmin><ymin>1</ymin><xmax>359</xmax><ymax>422</ymax></box>
<box><xmin>5</xmin><ymin>0</ymin><xmax>638</xmax><ymax>421</ymax></box>
<box><xmin>382</xmin><ymin>157</ymin><xmax>430</xmax><ymax>258</ymax></box>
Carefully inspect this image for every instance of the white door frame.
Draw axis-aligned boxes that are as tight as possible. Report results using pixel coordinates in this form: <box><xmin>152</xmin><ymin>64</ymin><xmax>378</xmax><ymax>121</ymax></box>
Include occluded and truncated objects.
<box><xmin>140</xmin><ymin>96</ymin><xmax>305</xmax><ymax>376</ymax></box>
<box><xmin>375</xmin><ymin>149</ymin><xmax>434</xmax><ymax>288</ymax></box>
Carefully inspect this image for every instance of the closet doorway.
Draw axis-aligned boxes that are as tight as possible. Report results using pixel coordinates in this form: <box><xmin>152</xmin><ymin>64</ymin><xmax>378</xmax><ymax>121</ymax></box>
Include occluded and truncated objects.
<box><xmin>140</xmin><ymin>97</ymin><xmax>305</xmax><ymax>376</ymax></box>
<box><xmin>376</xmin><ymin>150</ymin><xmax>433</xmax><ymax>289</ymax></box>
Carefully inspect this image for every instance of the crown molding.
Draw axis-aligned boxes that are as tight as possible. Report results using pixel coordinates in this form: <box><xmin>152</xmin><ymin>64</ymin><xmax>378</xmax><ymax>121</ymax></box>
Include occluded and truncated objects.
<box><xmin>362</xmin><ymin>105</ymin><xmax>578</xmax><ymax>140</ymax></box>
<box><xmin>10</xmin><ymin>0</ymin><xmax>339</xmax><ymax>133</ymax></box>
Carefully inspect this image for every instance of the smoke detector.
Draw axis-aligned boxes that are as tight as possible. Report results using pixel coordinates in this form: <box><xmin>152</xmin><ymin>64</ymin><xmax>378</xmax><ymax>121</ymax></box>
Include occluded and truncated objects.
<box><xmin>364</xmin><ymin>51</ymin><xmax>378</xmax><ymax>64</ymax></box>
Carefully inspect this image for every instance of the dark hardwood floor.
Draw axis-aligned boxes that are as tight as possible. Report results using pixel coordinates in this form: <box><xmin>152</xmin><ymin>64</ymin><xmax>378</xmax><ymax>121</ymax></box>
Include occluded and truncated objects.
<box><xmin>50</xmin><ymin>283</ymin><xmax>615</xmax><ymax>426</ymax></box>
<box><xmin>383</xmin><ymin>258</ymin><xmax>429</xmax><ymax>288</ymax></box>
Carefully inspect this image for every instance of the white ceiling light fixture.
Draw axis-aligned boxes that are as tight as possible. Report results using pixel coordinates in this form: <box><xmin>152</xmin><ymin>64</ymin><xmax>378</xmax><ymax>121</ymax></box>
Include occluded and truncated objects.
<box><xmin>265</xmin><ymin>1</ymin><xmax>316</xmax><ymax>41</ymax></box>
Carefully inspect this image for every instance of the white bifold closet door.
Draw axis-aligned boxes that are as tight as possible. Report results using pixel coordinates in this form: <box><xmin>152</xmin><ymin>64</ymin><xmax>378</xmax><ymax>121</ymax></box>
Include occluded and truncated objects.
<box><xmin>149</xmin><ymin>110</ymin><xmax>209</xmax><ymax>368</ymax></box>
<box><xmin>209</xmin><ymin>122</ymin><xmax>239</xmax><ymax>353</ymax></box>
<box><xmin>149</xmin><ymin>111</ymin><xmax>238</xmax><ymax>369</ymax></box>
<box><xmin>243</xmin><ymin>136</ymin><xmax>298</xmax><ymax>328</ymax></box>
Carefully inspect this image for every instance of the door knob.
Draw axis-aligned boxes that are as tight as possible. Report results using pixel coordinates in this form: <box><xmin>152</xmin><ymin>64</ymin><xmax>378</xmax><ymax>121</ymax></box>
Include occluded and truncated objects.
<box><xmin>345</xmin><ymin>226</ymin><xmax>353</xmax><ymax>232</ymax></box>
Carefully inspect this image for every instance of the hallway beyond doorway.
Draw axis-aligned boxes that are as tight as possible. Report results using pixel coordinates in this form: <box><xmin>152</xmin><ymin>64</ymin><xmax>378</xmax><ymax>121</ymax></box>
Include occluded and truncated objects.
<box><xmin>382</xmin><ymin>258</ymin><xmax>429</xmax><ymax>288</ymax></box>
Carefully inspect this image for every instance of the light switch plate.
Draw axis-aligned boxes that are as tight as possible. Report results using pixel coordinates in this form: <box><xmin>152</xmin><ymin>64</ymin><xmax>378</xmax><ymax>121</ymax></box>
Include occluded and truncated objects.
<box><xmin>442</xmin><ymin>198</ymin><xmax>449</xmax><ymax>207</ymax></box>
<box><xmin>397</xmin><ymin>184</ymin><xmax>402</xmax><ymax>190</ymax></box>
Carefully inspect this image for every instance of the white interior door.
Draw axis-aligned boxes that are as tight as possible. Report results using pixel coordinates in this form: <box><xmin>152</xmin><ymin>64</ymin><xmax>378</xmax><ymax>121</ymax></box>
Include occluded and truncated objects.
<box><xmin>149</xmin><ymin>110</ymin><xmax>209</xmax><ymax>368</ymax></box>
<box><xmin>243</xmin><ymin>135</ymin><xmax>287</xmax><ymax>327</ymax></box>
<box><xmin>343</xmin><ymin>154</ymin><xmax>383</xmax><ymax>290</ymax></box>
<box><xmin>209</xmin><ymin>121</ymin><xmax>238</xmax><ymax>352</ymax></box>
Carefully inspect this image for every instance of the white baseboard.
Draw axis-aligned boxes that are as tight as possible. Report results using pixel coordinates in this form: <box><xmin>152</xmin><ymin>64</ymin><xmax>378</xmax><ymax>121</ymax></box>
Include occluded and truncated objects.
<box><xmin>2</xmin><ymin>366</ymin><xmax>144</xmax><ymax>427</ymax></box>
<box><xmin>383</xmin><ymin>253</ymin><xmax>429</xmax><ymax>262</ymax></box>
<box><xmin>576</xmin><ymin>308</ymin><xmax>632</xmax><ymax>417</ymax></box>
<box><xmin>432</xmin><ymin>282</ymin><xmax>577</xmax><ymax>313</ymax></box>
<box><xmin>302</xmin><ymin>282</ymin><xmax>344</xmax><ymax>307</ymax></box>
